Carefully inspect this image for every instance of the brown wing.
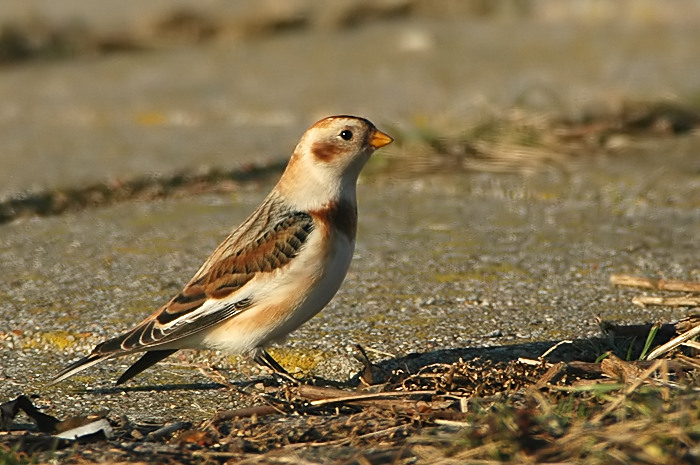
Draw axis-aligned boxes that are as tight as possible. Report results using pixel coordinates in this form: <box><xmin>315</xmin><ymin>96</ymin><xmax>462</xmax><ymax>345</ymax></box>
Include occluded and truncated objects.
<box><xmin>95</xmin><ymin>211</ymin><xmax>314</xmax><ymax>354</ymax></box>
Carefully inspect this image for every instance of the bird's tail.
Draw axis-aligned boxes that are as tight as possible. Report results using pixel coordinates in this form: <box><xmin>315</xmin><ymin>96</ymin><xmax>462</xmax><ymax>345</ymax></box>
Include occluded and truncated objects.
<box><xmin>48</xmin><ymin>353</ymin><xmax>112</xmax><ymax>386</ymax></box>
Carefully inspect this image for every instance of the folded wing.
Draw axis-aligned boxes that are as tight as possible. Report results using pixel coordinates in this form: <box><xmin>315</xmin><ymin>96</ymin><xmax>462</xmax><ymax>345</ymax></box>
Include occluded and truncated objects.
<box><xmin>51</xmin><ymin>210</ymin><xmax>314</xmax><ymax>384</ymax></box>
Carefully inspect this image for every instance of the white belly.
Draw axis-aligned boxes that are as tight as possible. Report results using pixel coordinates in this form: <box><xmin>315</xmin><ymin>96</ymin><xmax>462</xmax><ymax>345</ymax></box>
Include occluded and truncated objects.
<box><xmin>199</xmin><ymin>228</ymin><xmax>355</xmax><ymax>353</ymax></box>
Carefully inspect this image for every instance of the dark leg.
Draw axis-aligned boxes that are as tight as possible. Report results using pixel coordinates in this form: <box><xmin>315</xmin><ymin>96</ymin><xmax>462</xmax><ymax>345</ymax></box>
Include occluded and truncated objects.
<box><xmin>252</xmin><ymin>349</ymin><xmax>299</xmax><ymax>384</ymax></box>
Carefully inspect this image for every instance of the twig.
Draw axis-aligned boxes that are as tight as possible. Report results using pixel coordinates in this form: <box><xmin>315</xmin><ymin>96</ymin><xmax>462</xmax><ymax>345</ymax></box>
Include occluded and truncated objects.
<box><xmin>564</xmin><ymin>359</ymin><xmax>688</xmax><ymax>377</ymax></box>
<box><xmin>302</xmin><ymin>385</ymin><xmax>448</xmax><ymax>412</ymax></box>
<box><xmin>610</xmin><ymin>274</ymin><xmax>700</xmax><ymax>292</ymax></box>
<box><xmin>296</xmin><ymin>384</ymin><xmax>353</xmax><ymax>401</ymax></box>
<box><xmin>434</xmin><ymin>419</ymin><xmax>473</xmax><ymax>428</ymax></box>
<box><xmin>232</xmin><ymin>451</ymin><xmax>324</xmax><ymax>465</ymax></box>
<box><xmin>285</xmin><ymin>424</ymin><xmax>412</xmax><ymax>449</ymax></box>
<box><xmin>297</xmin><ymin>384</ymin><xmax>441</xmax><ymax>406</ymax></box>
<box><xmin>675</xmin><ymin>354</ymin><xmax>700</xmax><ymax>369</ymax></box>
<box><xmin>208</xmin><ymin>385</ymin><xmax>439</xmax><ymax>425</ymax></box>
<box><xmin>191</xmin><ymin>451</ymin><xmax>242</xmax><ymax>460</ymax></box>
<box><xmin>307</xmin><ymin>390</ymin><xmax>437</xmax><ymax>407</ymax></box>
<box><xmin>590</xmin><ymin>359</ymin><xmax>663</xmax><ymax>424</ymax></box>
<box><xmin>540</xmin><ymin>340</ymin><xmax>573</xmax><ymax>359</ymax></box>
<box><xmin>413</xmin><ymin>439</ymin><xmax>509</xmax><ymax>464</ymax></box>
<box><xmin>517</xmin><ymin>357</ymin><xmax>543</xmax><ymax>366</ymax></box>
<box><xmin>536</xmin><ymin>362</ymin><xmax>566</xmax><ymax>389</ymax></box>
<box><xmin>145</xmin><ymin>421</ymin><xmax>191</xmax><ymax>441</ymax></box>
<box><xmin>358</xmin><ymin>346</ymin><xmax>396</xmax><ymax>358</ymax></box>
<box><xmin>632</xmin><ymin>296</ymin><xmax>700</xmax><ymax>307</ymax></box>
<box><xmin>209</xmin><ymin>405</ymin><xmax>283</xmax><ymax>423</ymax></box>
<box><xmin>646</xmin><ymin>323</ymin><xmax>700</xmax><ymax>360</ymax></box>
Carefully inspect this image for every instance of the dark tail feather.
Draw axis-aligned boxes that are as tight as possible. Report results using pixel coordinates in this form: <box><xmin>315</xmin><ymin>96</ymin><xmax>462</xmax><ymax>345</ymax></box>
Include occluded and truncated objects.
<box><xmin>49</xmin><ymin>353</ymin><xmax>111</xmax><ymax>386</ymax></box>
<box><xmin>116</xmin><ymin>350</ymin><xmax>177</xmax><ymax>385</ymax></box>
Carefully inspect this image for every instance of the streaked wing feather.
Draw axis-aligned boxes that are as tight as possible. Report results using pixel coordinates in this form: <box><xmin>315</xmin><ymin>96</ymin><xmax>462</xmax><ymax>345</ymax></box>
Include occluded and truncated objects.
<box><xmin>50</xmin><ymin>353</ymin><xmax>112</xmax><ymax>385</ymax></box>
<box><xmin>160</xmin><ymin>298</ymin><xmax>252</xmax><ymax>341</ymax></box>
<box><xmin>94</xmin><ymin>211</ymin><xmax>314</xmax><ymax>356</ymax></box>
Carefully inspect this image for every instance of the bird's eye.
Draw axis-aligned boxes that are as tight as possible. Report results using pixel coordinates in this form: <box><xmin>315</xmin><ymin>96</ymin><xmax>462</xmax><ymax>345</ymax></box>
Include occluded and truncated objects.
<box><xmin>340</xmin><ymin>130</ymin><xmax>353</xmax><ymax>141</ymax></box>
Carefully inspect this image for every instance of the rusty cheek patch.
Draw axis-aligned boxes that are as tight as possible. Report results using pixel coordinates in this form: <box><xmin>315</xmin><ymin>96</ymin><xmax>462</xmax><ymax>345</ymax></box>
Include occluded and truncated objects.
<box><xmin>311</xmin><ymin>140</ymin><xmax>343</xmax><ymax>162</ymax></box>
<box><xmin>311</xmin><ymin>199</ymin><xmax>357</xmax><ymax>241</ymax></box>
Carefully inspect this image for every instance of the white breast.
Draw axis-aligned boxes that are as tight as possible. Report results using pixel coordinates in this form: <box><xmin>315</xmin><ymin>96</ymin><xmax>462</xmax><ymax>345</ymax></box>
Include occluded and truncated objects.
<box><xmin>199</xmin><ymin>226</ymin><xmax>355</xmax><ymax>353</ymax></box>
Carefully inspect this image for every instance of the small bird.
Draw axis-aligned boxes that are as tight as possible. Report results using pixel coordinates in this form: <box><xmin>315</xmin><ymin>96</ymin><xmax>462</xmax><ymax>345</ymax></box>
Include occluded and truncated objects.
<box><xmin>52</xmin><ymin>115</ymin><xmax>393</xmax><ymax>385</ymax></box>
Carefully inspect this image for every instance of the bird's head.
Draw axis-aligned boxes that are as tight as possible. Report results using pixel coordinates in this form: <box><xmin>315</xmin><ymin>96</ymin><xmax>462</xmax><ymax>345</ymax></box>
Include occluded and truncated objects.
<box><xmin>277</xmin><ymin>115</ymin><xmax>393</xmax><ymax>207</ymax></box>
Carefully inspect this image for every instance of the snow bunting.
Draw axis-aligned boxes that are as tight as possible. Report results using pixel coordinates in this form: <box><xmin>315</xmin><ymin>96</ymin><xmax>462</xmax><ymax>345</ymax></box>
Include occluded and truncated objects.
<box><xmin>52</xmin><ymin>115</ymin><xmax>393</xmax><ymax>385</ymax></box>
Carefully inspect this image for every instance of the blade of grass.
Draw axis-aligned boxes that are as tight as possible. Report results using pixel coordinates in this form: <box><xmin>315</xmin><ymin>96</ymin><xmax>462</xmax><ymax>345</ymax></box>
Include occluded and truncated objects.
<box><xmin>639</xmin><ymin>322</ymin><xmax>661</xmax><ymax>360</ymax></box>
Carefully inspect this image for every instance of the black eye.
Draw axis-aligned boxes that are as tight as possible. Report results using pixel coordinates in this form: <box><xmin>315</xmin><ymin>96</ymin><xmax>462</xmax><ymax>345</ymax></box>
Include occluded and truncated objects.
<box><xmin>340</xmin><ymin>130</ymin><xmax>353</xmax><ymax>141</ymax></box>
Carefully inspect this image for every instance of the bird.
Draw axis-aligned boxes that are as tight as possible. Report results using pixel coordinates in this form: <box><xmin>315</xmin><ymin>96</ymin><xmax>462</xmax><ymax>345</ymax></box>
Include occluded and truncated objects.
<box><xmin>51</xmin><ymin>115</ymin><xmax>393</xmax><ymax>386</ymax></box>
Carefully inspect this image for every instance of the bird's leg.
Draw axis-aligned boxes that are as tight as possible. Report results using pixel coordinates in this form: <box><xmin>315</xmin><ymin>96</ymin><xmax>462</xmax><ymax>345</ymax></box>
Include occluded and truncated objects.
<box><xmin>252</xmin><ymin>349</ymin><xmax>299</xmax><ymax>384</ymax></box>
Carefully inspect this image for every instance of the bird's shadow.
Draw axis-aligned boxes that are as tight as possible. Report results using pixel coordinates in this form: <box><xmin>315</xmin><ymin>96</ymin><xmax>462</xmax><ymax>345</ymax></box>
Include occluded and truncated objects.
<box><xmin>363</xmin><ymin>320</ymin><xmax>676</xmax><ymax>378</ymax></box>
<box><xmin>90</xmin><ymin>382</ymin><xmax>227</xmax><ymax>395</ymax></box>
<box><xmin>86</xmin><ymin>321</ymin><xmax>676</xmax><ymax>394</ymax></box>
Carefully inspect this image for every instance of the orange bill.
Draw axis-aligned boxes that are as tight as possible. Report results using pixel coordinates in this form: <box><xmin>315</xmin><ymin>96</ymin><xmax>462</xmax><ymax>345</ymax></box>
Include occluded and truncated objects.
<box><xmin>369</xmin><ymin>129</ymin><xmax>394</xmax><ymax>149</ymax></box>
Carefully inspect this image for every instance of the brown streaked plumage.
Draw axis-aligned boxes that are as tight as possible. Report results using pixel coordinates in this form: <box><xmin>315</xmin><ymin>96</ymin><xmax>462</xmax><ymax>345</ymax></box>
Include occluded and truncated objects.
<box><xmin>51</xmin><ymin>115</ymin><xmax>393</xmax><ymax>386</ymax></box>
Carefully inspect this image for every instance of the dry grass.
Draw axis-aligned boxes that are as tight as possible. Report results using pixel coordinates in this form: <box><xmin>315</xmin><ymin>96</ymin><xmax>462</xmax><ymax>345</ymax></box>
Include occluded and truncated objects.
<box><xmin>2</xmin><ymin>316</ymin><xmax>699</xmax><ymax>464</ymax></box>
<box><xmin>411</xmin><ymin>361</ymin><xmax>699</xmax><ymax>465</ymax></box>
<box><xmin>374</xmin><ymin>101</ymin><xmax>700</xmax><ymax>177</ymax></box>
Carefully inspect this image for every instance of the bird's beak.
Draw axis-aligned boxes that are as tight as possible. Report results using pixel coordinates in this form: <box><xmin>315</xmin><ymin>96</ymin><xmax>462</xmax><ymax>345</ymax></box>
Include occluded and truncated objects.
<box><xmin>369</xmin><ymin>129</ymin><xmax>394</xmax><ymax>149</ymax></box>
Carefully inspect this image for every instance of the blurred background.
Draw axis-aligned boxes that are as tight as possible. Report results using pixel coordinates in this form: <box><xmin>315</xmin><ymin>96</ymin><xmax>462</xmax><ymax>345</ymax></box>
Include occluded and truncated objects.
<box><xmin>1</xmin><ymin>0</ymin><xmax>699</xmax><ymax>196</ymax></box>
